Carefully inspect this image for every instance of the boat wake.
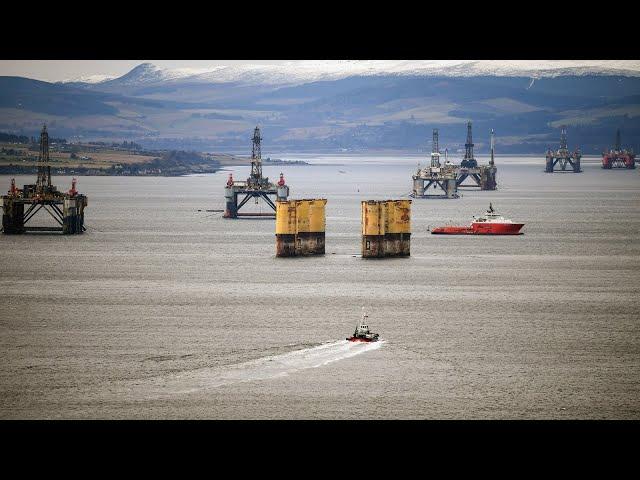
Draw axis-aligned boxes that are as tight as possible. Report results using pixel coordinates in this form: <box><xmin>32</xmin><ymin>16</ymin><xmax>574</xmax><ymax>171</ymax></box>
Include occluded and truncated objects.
<box><xmin>120</xmin><ymin>340</ymin><xmax>384</xmax><ymax>398</ymax></box>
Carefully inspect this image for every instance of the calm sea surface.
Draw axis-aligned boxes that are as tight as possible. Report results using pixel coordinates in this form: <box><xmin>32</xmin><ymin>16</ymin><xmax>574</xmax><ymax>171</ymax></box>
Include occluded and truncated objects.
<box><xmin>1</xmin><ymin>155</ymin><xmax>639</xmax><ymax>419</ymax></box>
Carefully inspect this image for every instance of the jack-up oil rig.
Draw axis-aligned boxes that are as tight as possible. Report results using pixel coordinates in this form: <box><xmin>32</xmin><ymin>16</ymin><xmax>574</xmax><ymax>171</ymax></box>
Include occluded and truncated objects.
<box><xmin>411</xmin><ymin>123</ymin><xmax>497</xmax><ymax>199</ymax></box>
<box><xmin>224</xmin><ymin>126</ymin><xmax>289</xmax><ymax>218</ymax></box>
<box><xmin>545</xmin><ymin>126</ymin><xmax>581</xmax><ymax>173</ymax></box>
<box><xmin>602</xmin><ymin>129</ymin><xmax>635</xmax><ymax>169</ymax></box>
<box><xmin>2</xmin><ymin>125</ymin><xmax>87</xmax><ymax>234</ymax></box>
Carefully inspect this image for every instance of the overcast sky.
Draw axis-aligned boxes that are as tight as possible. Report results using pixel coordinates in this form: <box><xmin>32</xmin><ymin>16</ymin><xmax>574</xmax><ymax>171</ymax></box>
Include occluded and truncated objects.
<box><xmin>0</xmin><ymin>60</ymin><xmax>286</xmax><ymax>82</ymax></box>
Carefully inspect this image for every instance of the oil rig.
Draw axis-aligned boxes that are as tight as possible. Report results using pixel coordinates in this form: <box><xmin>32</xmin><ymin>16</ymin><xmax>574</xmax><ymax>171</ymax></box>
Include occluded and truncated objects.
<box><xmin>602</xmin><ymin>129</ymin><xmax>635</xmax><ymax>169</ymax></box>
<box><xmin>545</xmin><ymin>126</ymin><xmax>581</xmax><ymax>173</ymax></box>
<box><xmin>2</xmin><ymin>125</ymin><xmax>87</xmax><ymax>234</ymax></box>
<box><xmin>411</xmin><ymin>128</ymin><xmax>458</xmax><ymax>198</ymax></box>
<box><xmin>411</xmin><ymin>123</ymin><xmax>497</xmax><ymax>199</ymax></box>
<box><xmin>224</xmin><ymin>126</ymin><xmax>289</xmax><ymax>218</ymax></box>
<box><xmin>456</xmin><ymin>123</ymin><xmax>497</xmax><ymax>190</ymax></box>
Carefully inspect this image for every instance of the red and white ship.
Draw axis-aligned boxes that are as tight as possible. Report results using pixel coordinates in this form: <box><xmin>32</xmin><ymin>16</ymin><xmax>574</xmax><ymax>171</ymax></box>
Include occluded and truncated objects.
<box><xmin>431</xmin><ymin>203</ymin><xmax>524</xmax><ymax>235</ymax></box>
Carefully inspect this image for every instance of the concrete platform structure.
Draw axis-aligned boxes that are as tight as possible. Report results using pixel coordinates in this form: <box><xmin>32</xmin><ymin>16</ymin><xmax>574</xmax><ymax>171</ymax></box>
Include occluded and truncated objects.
<box><xmin>361</xmin><ymin>200</ymin><xmax>411</xmax><ymax>258</ymax></box>
<box><xmin>275</xmin><ymin>199</ymin><xmax>327</xmax><ymax>257</ymax></box>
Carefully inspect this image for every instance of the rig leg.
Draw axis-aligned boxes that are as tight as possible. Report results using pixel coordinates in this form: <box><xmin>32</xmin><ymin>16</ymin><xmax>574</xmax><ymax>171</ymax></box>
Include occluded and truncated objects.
<box><xmin>480</xmin><ymin>167</ymin><xmax>497</xmax><ymax>190</ymax></box>
<box><xmin>223</xmin><ymin>188</ymin><xmax>238</xmax><ymax>218</ymax></box>
<box><xmin>445</xmin><ymin>179</ymin><xmax>458</xmax><ymax>198</ymax></box>
<box><xmin>2</xmin><ymin>197</ymin><xmax>25</xmax><ymax>234</ymax></box>
<box><xmin>545</xmin><ymin>156</ymin><xmax>554</xmax><ymax>173</ymax></box>
<box><xmin>63</xmin><ymin>196</ymin><xmax>86</xmax><ymax>234</ymax></box>
<box><xmin>573</xmin><ymin>158</ymin><xmax>582</xmax><ymax>173</ymax></box>
<box><xmin>413</xmin><ymin>178</ymin><xmax>425</xmax><ymax>197</ymax></box>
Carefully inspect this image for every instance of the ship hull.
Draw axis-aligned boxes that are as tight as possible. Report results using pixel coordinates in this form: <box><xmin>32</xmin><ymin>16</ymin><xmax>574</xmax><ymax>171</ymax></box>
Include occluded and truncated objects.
<box><xmin>472</xmin><ymin>222</ymin><xmax>524</xmax><ymax>234</ymax></box>
<box><xmin>432</xmin><ymin>223</ymin><xmax>524</xmax><ymax>235</ymax></box>
<box><xmin>431</xmin><ymin>226</ymin><xmax>473</xmax><ymax>235</ymax></box>
<box><xmin>346</xmin><ymin>337</ymin><xmax>378</xmax><ymax>343</ymax></box>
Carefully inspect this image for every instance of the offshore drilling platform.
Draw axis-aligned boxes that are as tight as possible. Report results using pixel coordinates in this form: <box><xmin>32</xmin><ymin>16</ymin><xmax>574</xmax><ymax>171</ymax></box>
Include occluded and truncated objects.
<box><xmin>224</xmin><ymin>126</ymin><xmax>289</xmax><ymax>218</ymax></box>
<box><xmin>411</xmin><ymin>128</ymin><xmax>458</xmax><ymax>198</ymax></box>
<box><xmin>602</xmin><ymin>129</ymin><xmax>635</xmax><ymax>169</ymax></box>
<box><xmin>411</xmin><ymin>123</ymin><xmax>497</xmax><ymax>199</ymax></box>
<box><xmin>2</xmin><ymin>125</ymin><xmax>87</xmax><ymax>234</ymax></box>
<box><xmin>545</xmin><ymin>126</ymin><xmax>582</xmax><ymax>173</ymax></box>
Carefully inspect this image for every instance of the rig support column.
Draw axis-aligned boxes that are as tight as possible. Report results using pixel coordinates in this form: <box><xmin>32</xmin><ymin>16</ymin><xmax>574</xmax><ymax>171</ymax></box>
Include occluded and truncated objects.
<box><xmin>445</xmin><ymin>178</ymin><xmax>458</xmax><ymax>198</ymax></box>
<box><xmin>62</xmin><ymin>195</ymin><xmax>87</xmax><ymax>234</ymax></box>
<box><xmin>2</xmin><ymin>197</ymin><xmax>25</xmax><ymax>234</ymax></box>
<box><xmin>223</xmin><ymin>182</ymin><xmax>237</xmax><ymax>218</ymax></box>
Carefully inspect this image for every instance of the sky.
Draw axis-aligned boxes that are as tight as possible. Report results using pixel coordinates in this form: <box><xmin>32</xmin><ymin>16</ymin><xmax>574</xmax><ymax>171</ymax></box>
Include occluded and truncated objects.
<box><xmin>1</xmin><ymin>60</ymin><xmax>639</xmax><ymax>83</ymax></box>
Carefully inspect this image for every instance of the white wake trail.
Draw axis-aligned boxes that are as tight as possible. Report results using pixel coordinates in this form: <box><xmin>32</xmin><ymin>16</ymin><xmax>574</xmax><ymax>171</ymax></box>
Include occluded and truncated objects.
<box><xmin>122</xmin><ymin>340</ymin><xmax>384</xmax><ymax>398</ymax></box>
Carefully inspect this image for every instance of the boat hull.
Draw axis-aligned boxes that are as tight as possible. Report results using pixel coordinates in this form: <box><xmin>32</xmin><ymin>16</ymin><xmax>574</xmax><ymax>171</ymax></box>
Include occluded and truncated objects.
<box><xmin>472</xmin><ymin>222</ymin><xmax>524</xmax><ymax>234</ymax></box>
<box><xmin>346</xmin><ymin>336</ymin><xmax>378</xmax><ymax>343</ymax></box>
<box><xmin>432</xmin><ymin>223</ymin><xmax>524</xmax><ymax>235</ymax></box>
<box><xmin>431</xmin><ymin>226</ymin><xmax>473</xmax><ymax>235</ymax></box>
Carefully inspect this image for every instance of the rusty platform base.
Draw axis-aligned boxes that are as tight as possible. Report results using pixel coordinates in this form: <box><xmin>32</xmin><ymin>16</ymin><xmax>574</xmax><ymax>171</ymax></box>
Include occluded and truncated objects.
<box><xmin>362</xmin><ymin>233</ymin><xmax>410</xmax><ymax>258</ymax></box>
<box><xmin>276</xmin><ymin>232</ymin><xmax>325</xmax><ymax>257</ymax></box>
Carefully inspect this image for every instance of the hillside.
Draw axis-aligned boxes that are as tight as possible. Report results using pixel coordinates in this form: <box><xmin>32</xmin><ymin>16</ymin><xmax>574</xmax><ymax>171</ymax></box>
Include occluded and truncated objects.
<box><xmin>1</xmin><ymin>62</ymin><xmax>639</xmax><ymax>155</ymax></box>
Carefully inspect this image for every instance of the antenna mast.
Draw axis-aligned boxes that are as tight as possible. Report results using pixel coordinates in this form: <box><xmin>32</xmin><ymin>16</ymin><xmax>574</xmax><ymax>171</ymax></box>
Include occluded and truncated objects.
<box><xmin>490</xmin><ymin>128</ymin><xmax>495</xmax><ymax>166</ymax></box>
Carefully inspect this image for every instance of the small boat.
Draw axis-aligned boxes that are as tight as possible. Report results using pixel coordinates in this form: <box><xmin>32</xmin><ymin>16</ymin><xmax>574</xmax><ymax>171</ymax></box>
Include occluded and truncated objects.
<box><xmin>431</xmin><ymin>203</ymin><xmax>524</xmax><ymax>235</ymax></box>
<box><xmin>346</xmin><ymin>308</ymin><xmax>380</xmax><ymax>342</ymax></box>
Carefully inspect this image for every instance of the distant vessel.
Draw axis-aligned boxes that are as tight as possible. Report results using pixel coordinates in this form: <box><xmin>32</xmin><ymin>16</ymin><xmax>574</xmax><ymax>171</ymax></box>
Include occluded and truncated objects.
<box><xmin>431</xmin><ymin>203</ymin><xmax>524</xmax><ymax>235</ymax></box>
<box><xmin>346</xmin><ymin>308</ymin><xmax>380</xmax><ymax>342</ymax></box>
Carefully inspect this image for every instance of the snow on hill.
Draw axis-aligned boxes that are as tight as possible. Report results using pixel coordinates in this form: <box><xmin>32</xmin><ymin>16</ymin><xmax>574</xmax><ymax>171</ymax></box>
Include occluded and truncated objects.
<box><xmin>63</xmin><ymin>73</ymin><xmax>117</xmax><ymax>84</ymax></box>
<box><xmin>65</xmin><ymin>60</ymin><xmax>640</xmax><ymax>88</ymax></box>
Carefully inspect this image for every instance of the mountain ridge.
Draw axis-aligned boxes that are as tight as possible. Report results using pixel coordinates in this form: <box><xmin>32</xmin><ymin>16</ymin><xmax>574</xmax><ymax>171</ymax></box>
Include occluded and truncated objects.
<box><xmin>2</xmin><ymin>62</ymin><xmax>639</xmax><ymax>155</ymax></box>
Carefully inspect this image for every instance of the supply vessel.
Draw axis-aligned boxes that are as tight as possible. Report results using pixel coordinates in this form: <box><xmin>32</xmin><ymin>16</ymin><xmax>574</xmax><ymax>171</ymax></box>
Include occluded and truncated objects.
<box><xmin>346</xmin><ymin>308</ymin><xmax>380</xmax><ymax>342</ymax></box>
<box><xmin>431</xmin><ymin>203</ymin><xmax>524</xmax><ymax>235</ymax></box>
